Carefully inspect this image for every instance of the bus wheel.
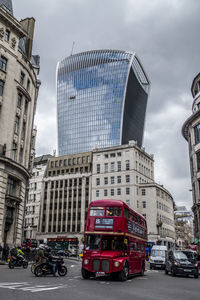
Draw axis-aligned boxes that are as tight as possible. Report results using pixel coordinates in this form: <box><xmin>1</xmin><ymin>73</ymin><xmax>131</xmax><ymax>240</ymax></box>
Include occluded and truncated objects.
<box><xmin>140</xmin><ymin>262</ymin><xmax>145</xmax><ymax>276</ymax></box>
<box><xmin>118</xmin><ymin>263</ymin><xmax>129</xmax><ymax>281</ymax></box>
<box><xmin>82</xmin><ymin>268</ymin><xmax>91</xmax><ymax>279</ymax></box>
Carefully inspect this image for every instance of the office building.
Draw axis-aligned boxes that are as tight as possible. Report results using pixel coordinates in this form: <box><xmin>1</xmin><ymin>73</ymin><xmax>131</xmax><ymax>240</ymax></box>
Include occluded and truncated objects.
<box><xmin>57</xmin><ymin>50</ymin><xmax>150</xmax><ymax>155</ymax></box>
<box><xmin>24</xmin><ymin>155</ymin><xmax>52</xmax><ymax>239</ymax></box>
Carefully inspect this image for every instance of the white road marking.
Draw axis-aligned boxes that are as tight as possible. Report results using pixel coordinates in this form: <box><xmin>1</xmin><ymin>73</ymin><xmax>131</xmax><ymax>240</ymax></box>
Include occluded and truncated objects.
<box><xmin>0</xmin><ymin>282</ymin><xmax>72</xmax><ymax>293</ymax></box>
<box><xmin>70</xmin><ymin>265</ymin><xmax>75</xmax><ymax>268</ymax></box>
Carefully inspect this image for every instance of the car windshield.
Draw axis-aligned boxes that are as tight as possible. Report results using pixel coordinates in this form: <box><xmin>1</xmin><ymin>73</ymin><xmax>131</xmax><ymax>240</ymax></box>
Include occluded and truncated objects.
<box><xmin>151</xmin><ymin>250</ymin><xmax>165</xmax><ymax>257</ymax></box>
<box><xmin>183</xmin><ymin>251</ymin><xmax>195</xmax><ymax>260</ymax></box>
<box><xmin>174</xmin><ymin>251</ymin><xmax>188</xmax><ymax>260</ymax></box>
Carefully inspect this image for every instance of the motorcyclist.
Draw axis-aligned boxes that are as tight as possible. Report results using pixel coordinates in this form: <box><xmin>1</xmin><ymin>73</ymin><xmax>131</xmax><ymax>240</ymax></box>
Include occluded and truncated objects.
<box><xmin>36</xmin><ymin>244</ymin><xmax>56</xmax><ymax>276</ymax></box>
<box><xmin>16</xmin><ymin>246</ymin><xmax>24</xmax><ymax>263</ymax></box>
<box><xmin>45</xmin><ymin>246</ymin><xmax>56</xmax><ymax>276</ymax></box>
<box><xmin>36</xmin><ymin>244</ymin><xmax>47</xmax><ymax>268</ymax></box>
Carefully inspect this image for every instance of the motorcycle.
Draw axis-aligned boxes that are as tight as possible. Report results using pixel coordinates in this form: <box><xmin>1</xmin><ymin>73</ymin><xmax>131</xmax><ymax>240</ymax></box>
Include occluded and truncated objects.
<box><xmin>34</xmin><ymin>257</ymin><xmax>67</xmax><ymax>277</ymax></box>
<box><xmin>8</xmin><ymin>255</ymin><xmax>28</xmax><ymax>269</ymax></box>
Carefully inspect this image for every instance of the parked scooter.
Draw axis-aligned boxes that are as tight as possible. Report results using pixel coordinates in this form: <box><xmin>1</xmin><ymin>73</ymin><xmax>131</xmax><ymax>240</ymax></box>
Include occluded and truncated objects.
<box><xmin>34</xmin><ymin>257</ymin><xmax>67</xmax><ymax>277</ymax></box>
<box><xmin>8</xmin><ymin>255</ymin><xmax>28</xmax><ymax>269</ymax></box>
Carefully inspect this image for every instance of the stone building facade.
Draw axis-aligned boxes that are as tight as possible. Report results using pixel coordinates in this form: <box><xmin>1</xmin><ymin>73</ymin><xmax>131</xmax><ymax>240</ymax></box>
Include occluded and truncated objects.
<box><xmin>0</xmin><ymin>2</ymin><xmax>40</xmax><ymax>247</ymax></box>
<box><xmin>182</xmin><ymin>73</ymin><xmax>200</xmax><ymax>244</ymax></box>
<box><xmin>24</xmin><ymin>155</ymin><xmax>52</xmax><ymax>240</ymax></box>
<box><xmin>92</xmin><ymin>141</ymin><xmax>154</xmax><ymax>208</ymax></box>
<box><xmin>37</xmin><ymin>152</ymin><xmax>92</xmax><ymax>242</ymax></box>
<box><xmin>92</xmin><ymin>142</ymin><xmax>175</xmax><ymax>247</ymax></box>
<box><xmin>137</xmin><ymin>183</ymin><xmax>175</xmax><ymax>248</ymax></box>
<box><xmin>175</xmin><ymin>207</ymin><xmax>193</xmax><ymax>249</ymax></box>
<box><xmin>36</xmin><ymin>143</ymin><xmax>175</xmax><ymax>246</ymax></box>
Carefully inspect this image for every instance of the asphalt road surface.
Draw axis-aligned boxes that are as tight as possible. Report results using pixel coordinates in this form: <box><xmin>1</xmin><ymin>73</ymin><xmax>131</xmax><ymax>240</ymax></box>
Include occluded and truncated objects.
<box><xmin>0</xmin><ymin>260</ymin><xmax>199</xmax><ymax>300</ymax></box>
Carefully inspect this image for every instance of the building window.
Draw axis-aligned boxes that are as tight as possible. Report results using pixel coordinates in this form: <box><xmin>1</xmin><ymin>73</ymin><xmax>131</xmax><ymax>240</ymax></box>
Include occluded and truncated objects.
<box><xmin>6</xmin><ymin>177</ymin><xmax>17</xmax><ymax>196</ymax></box>
<box><xmin>111</xmin><ymin>189</ymin><xmax>114</xmax><ymax>196</ymax></box>
<box><xmin>14</xmin><ymin>116</ymin><xmax>20</xmax><ymax>134</ymax></box>
<box><xmin>117</xmin><ymin>152</ymin><xmax>121</xmax><ymax>157</ymax></box>
<box><xmin>126</xmin><ymin>160</ymin><xmax>130</xmax><ymax>170</ymax></box>
<box><xmin>111</xmin><ymin>162</ymin><xmax>115</xmax><ymax>172</ymax></box>
<box><xmin>126</xmin><ymin>187</ymin><xmax>130</xmax><ymax>195</ymax></box>
<box><xmin>117</xmin><ymin>188</ymin><xmax>121</xmax><ymax>195</ymax></box>
<box><xmin>104</xmin><ymin>189</ymin><xmax>108</xmax><ymax>196</ymax></box>
<box><xmin>27</xmin><ymin>79</ymin><xmax>30</xmax><ymax>91</ymax></box>
<box><xmin>5</xmin><ymin>29</ymin><xmax>10</xmax><ymax>42</ymax></box>
<box><xmin>104</xmin><ymin>154</ymin><xmax>108</xmax><ymax>158</ymax></box>
<box><xmin>117</xmin><ymin>161</ymin><xmax>121</xmax><ymax>171</ymax></box>
<box><xmin>142</xmin><ymin>201</ymin><xmax>146</xmax><ymax>208</ymax></box>
<box><xmin>110</xmin><ymin>153</ymin><xmax>115</xmax><ymax>158</ymax></box>
<box><xmin>0</xmin><ymin>56</ymin><xmax>7</xmax><ymax>71</ymax></box>
<box><xmin>111</xmin><ymin>177</ymin><xmax>115</xmax><ymax>184</ymax></box>
<box><xmin>104</xmin><ymin>177</ymin><xmax>108</xmax><ymax>185</ymax></box>
<box><xmin>104</xmin><ymin>163</ymin><xmax>108</xmax><ymax>173</ymax></box>
<box><xmin>96</xmin><ymin>178</ymin><xmax>100</xmax><ymax>186</ymax></box>
<box><xmin>197</xmin><ymin>151</ymin><xmax>200</xmax><ymax>171</ymax></box>
<box><xmin>117</xmin><ymin>176</ymin><xmax>121</xmax><ymax>183</ymax></box>
<box><xmin>126</xmin><ymin>175</ymin><xmax>130</xmax><ymax>183</ymax></box>
<box><xmin>194</xmin><ymin>123</ymin><xmax>200</xmax><ymax>144</ymax></box>
<box><xmin>0</xmin><ymin>80</ymin><xmax>4</xmax><ymax>96</ymax></box>
<box><xmin>142</xmin><ymin>188</ymin><xmax>146</xmax><ymax>196</ymax></box>
<box><xmin>96</xmin><ymin>190</ymin><xmax>99</xmax><ymax>197</ymax></box>
<box><xmin>11</xmin><ymin>143</ymin><xmax>17</xmax><ymax>160</ymax></box>
<box><xmin>20</xmin><ymin>72</ymin><xmax>25</xmax><ymax>85</ymax></box>
<box><xmin>97</xmin><ymin>164</ymin><xmax>100</xmax><ymax>174</ymax></box>
<box><xmin>17</xmin><ymin>94</ymin><xmax>22</xmax><ymax>108</ymax></box>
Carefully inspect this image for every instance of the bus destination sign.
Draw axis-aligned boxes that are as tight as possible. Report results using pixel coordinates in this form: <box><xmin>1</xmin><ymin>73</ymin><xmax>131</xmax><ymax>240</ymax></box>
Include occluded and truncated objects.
<box><xmin>95</xmin><ymin>218</ymin><xmax>114</xmax><ymax>229</ymax></box>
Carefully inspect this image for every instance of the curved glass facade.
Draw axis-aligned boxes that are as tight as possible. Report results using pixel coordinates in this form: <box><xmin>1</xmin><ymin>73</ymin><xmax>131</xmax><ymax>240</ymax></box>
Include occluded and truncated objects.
<box><xmin>57</xmin><ymin>50</ymin><xmax>150</xmax><ymax>156</ymax></box>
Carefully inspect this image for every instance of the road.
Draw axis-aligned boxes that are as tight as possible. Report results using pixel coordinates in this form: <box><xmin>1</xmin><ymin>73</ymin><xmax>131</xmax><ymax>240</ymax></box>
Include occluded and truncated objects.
<box><xmin>0</xmin><ymin>260</ymin><xmax>199</xmax><ymax>300</ymax></box>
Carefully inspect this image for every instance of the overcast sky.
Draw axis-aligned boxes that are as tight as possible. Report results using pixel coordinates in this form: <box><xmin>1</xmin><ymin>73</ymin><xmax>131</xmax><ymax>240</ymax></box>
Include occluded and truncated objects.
<box><xmin>14</xmin><ymin>0</ymin><xmax>200</xmax><ymax>210</ymax></box>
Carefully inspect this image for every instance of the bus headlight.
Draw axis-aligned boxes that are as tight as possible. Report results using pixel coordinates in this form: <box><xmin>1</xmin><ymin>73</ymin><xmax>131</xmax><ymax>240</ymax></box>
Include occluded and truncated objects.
<box><xmin>84</xmin><ymin>259</ymin><xmax>89</xmax><ymax>265</ymax></box>
<box><xmin>114</xmin><ymin>261</ymin><xmax>120</xmax><ymax>268</ymax></box>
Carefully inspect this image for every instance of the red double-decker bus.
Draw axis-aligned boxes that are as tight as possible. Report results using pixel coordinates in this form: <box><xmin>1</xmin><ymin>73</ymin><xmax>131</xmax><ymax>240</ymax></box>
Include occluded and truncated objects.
<box><xmin>82</xmin><ymin>199</ymin><xmax>147</xmax><ymax>281</ymax></box>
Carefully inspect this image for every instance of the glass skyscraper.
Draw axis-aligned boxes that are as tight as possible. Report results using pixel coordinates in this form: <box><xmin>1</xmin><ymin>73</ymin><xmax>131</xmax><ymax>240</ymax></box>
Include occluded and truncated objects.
<box><xmin>57</xmin><ymin>50</ymin><xmax>150</xmax><ymax>155</ymax></box>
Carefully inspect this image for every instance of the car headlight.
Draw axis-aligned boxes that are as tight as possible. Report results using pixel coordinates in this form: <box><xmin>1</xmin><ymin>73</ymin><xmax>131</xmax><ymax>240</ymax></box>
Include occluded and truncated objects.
<box><xmin>174</xmin><ymin>261</ymin><xmax>179</xmax><ymax>266</ymax></box>
<box><xmin>84</xmin><ymin>259</ymin><xmax>89</xmax><ymax>265</ymax></box>
<box><xmin>114</xmin><ymin>261</ymin><xmax>120</xmax><ymax>268</ymax></box>
<box><xmin>195</xmin><ymin>263</ymin><xmax>198</xmax><ymax>267</ymax></box>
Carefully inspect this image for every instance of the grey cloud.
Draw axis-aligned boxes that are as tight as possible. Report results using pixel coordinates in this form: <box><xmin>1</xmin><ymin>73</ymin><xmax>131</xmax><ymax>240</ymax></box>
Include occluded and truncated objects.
<box><xmin>13</xmin><ymin>0</ymin><xmax>200</xmax><ymax>209</ymax></box>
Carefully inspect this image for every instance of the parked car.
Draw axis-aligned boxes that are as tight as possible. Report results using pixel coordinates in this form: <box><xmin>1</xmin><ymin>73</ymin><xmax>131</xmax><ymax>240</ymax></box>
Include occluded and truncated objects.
<box><xmin>165</xmin><ymin>250</ymin><xmax>199</xmax><ymax>278</ymax></box>
<box><xmin>150</xmin><ymin>245</ymin><xmax>167</xmax><ymax>269</ymax></box>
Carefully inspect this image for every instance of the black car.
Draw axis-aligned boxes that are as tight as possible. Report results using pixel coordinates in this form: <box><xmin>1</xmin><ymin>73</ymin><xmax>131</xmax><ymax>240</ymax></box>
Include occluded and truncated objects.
<box><xmin>165</xmin><ymin>250</ymin><xmax>199</xmax><ymax>278</ymax></box>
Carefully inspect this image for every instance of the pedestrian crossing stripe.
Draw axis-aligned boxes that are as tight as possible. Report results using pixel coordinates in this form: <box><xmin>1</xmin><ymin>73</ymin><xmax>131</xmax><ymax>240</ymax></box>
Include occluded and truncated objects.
<box><xmin>0</xmin><ymin>282</ymin><xmax>66</xmax><ymax>293</ymax></box>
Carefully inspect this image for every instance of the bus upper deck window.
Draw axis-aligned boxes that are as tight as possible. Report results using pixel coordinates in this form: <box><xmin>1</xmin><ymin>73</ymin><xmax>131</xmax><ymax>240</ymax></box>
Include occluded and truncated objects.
<box><xmin>90</xmin><ymin>207</ymin><xmax>104</xmax><ymax>216</ymax></box>
<box><xmin>106</xmin><ymin>207</ymin><xmax>122</xmax><ymax>216</ymax></box>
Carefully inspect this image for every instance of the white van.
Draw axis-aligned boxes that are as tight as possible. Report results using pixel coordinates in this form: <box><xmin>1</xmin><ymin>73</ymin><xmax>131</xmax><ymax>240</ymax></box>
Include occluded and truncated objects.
<box><xmin>150</xmin><ymin>245</ymin><xmax>167</xmax><ymax>269</ymax></box>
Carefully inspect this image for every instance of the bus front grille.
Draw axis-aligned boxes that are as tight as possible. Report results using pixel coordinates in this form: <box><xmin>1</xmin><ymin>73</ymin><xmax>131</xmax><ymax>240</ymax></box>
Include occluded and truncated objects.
<box><xmin>102</xmin><ymin>259</ymin><xmax>110</xmax><ymax>272</ymax></box>
<box><xmin>92</xmin><ymin>259</ymin><xmax>100</xmax><ymax>271</ymax></box>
